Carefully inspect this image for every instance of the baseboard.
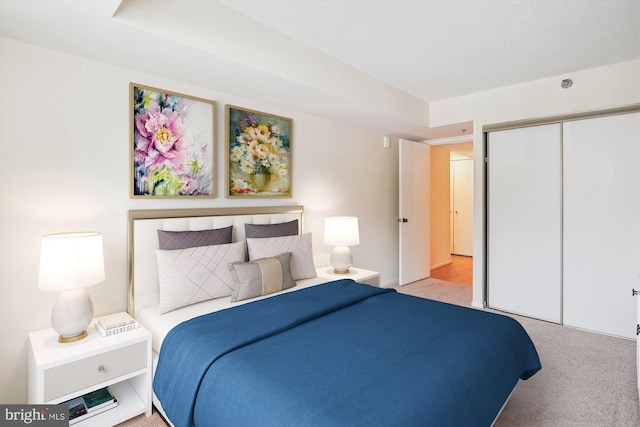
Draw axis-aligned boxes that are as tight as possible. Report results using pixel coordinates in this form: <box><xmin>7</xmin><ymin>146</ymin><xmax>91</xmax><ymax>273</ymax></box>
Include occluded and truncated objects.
<box><xmin>381</xmin><ymin>278</ymin><xmax>399</xmax><ymax>288</ymax></box>
<box><xmin>430</xmin><ymin>260</ymin><xmax>452</xmax><ymax>270</ymax></box>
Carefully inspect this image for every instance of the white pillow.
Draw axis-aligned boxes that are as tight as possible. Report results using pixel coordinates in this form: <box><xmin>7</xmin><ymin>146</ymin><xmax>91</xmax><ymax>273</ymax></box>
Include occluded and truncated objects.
<box><xmin>246</xmin><ymin>233</ymin><xmax>317</xmax><ymax>281</ymax></box>
<box><xmin>155</xmin><ymin>241</ymin><xmax>246</xmax><ymax>314</ymax></box>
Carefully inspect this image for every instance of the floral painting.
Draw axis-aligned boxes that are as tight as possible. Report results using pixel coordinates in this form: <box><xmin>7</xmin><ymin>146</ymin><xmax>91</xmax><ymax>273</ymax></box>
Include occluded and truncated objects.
<box><xmin>131</xmin><ymin>84</ymin><xmax>215</xmax><ymax>197</ymax></box>
<box><xmin>226</xmin><ymin>105</ymin><xmax>292</xmax><ymax>198</ymax></box>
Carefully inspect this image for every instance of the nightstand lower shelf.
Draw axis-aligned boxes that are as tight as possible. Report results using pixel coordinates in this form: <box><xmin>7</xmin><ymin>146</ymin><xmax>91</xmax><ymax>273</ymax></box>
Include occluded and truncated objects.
<box><xmin>72</xmin><ymin>380</ymin><xmax>145</xmax><ymax>427</ymax></box>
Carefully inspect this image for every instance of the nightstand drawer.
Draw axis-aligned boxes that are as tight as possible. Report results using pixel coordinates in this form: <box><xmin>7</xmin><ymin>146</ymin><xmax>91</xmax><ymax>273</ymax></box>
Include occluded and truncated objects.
<box><xmin>43</xmin><ymin>341</ymin><xmax>147</xmax><ymax>402</ymax></box>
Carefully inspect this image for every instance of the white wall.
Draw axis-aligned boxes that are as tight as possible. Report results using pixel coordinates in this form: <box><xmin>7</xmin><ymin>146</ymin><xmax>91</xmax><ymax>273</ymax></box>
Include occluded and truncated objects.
<box><xmin>0</xmin><ymin>37</ymin><xmax>400</xmax><ymax>403</ymax></box>
<box><xmin>429</xmin><ymin>59</ymin><xmax>640</xmax><ymax>307</ymax></box>
<box><xmin>429</xmin><ymin>146</ymin><xmax>450</xmax><ymax>269</ymax></box>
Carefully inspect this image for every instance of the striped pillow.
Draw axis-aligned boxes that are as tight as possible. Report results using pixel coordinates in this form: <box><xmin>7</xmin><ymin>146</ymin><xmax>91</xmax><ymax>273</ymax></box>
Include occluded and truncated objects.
<box><xmin>228</xmin><ymin>252</ymin><xmax>295</xmax><ymax>302</ymax></box>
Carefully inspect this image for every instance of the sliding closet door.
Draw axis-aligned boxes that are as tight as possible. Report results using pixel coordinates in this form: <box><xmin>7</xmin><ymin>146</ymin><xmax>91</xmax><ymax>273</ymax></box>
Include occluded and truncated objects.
<box><xmin>563</xmin><ymin>112</ymin><xmax>640</xmax><ymax>339</ymax></box>
<box><xmin>487</xmin><ymin>124</ymin><xmax>562</xmax><ymax>323</ymax></box>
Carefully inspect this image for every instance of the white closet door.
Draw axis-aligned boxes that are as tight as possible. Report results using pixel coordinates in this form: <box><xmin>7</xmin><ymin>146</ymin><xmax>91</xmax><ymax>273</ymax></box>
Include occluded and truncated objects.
<box><xmin>563</xmin><ymin>112</ymin><xmax>640</xmax><ymax>339</ymax></box>
<box><xmin>451</xmin><ymin>159</ymin><xmax>473</xmax><ymax>256</ymax></box>
<box><xmin>487</xmin><ymin>124</ymin><xmax>562</xmax><ymax>323</ymax></box>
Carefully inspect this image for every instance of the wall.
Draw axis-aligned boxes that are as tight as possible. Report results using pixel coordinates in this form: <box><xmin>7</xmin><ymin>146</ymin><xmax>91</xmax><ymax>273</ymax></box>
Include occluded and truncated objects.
<box><xmin>429</xmin><ymin>59</ymin><xmax>640</xmax><ymax>306</ymax></box>
<box><xmin>0</xmin><ymin>37</ymin><xmax>400</xmax><ymax>403</ymax></box>
<box><xmin>429</xmin><ymin>146</ymin><xmax>450</xmax><ymax>269</ymax></box>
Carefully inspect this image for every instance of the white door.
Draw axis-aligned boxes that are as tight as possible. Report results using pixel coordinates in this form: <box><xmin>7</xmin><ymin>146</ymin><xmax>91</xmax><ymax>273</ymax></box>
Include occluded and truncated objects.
<box><xmin>487</xmin><ymin>124</ymin><xmax>562</xmax><ymax>323</ymax></box>
<box><xmin>399</xmin><ymin>138</ymin><xmax>430</xmax><ymax>285</ymax></box>
<box><xmin>563</xmin><ymin>112</ymin><xmax>639</xmax><ymax>339</ymax></box>
<box><xmin>451</xmin><ymin>159</ymin><xmax>473</xmax><ymax>256</ymax></box>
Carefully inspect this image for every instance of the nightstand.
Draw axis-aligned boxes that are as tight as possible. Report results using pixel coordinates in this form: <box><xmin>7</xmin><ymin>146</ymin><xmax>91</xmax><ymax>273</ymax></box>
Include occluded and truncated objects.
<box><xmin>28</xmin><ymin>313</ymin><xmax>152</xmax><ymax>426</ymax></box>
<box><xmin>316</xmin><ymin>266</ymin><xmax>381</xmax><ymax>287</ymax></box>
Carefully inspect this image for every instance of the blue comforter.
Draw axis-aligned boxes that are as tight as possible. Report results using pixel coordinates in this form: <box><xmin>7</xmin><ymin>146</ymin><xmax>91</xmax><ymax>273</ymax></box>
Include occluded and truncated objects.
<box><xmin>154</xmin><ymin>280</ymin><xmax>540</xmax><ymax>427</ymax></box>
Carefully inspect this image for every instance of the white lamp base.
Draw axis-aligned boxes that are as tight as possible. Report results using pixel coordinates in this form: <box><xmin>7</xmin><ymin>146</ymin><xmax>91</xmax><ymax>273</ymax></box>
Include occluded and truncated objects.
<box><xmin>330</xmin><ymin>245</ymin><xmax>353</xmax><ymax>274</ymax></box>
<box><xmin>51</xmin><ymin>288</ymin><xmax>94</xmax><ymax>343</ymax></box>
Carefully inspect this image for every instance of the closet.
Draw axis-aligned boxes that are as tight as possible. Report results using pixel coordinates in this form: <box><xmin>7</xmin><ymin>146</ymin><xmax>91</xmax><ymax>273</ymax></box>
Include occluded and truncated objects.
<box><xmin>486</xmin><ymin>111</ymin><xmax>639</xmax><ymax>339</ymax></box>
<box><xmin>450</xmin><ymin>158</ymin><xmax>473</xmax><ymax>256</ymax></box>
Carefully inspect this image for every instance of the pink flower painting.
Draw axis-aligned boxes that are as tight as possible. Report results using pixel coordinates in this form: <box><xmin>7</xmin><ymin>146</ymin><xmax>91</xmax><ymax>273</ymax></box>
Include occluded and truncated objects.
<box><xmin>132</xmin><ymin>84</ymin><xmax>215</xmax><ymax>197</ymax></box>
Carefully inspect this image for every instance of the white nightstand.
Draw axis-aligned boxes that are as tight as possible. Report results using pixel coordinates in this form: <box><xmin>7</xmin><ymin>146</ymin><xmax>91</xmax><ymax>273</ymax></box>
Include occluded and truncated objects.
<box><xmin>316</xmin><ymin>266</ymin><xmax>381</xmax><ymax>287</ymax></box>
<box><xmin>28</xmin><ymin>313</ymin><xmax>152</xmax><ymax>427</ymax></box>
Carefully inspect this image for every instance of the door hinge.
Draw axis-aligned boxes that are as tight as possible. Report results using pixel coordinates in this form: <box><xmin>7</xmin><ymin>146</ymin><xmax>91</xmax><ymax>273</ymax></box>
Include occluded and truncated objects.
<box><xmin>637</xmin><ymin>324</ymin><xmax>639</xmax><ymax>336</ymax></box>
<box><xmin>633</xmin><ymin>288</ymin><xmax>639</xmax><ymax>296</ymax></box>
<box><xmin>484</xmin><ymin>157</ymin><xmax>489</xmax><ymax>163</ymax></box>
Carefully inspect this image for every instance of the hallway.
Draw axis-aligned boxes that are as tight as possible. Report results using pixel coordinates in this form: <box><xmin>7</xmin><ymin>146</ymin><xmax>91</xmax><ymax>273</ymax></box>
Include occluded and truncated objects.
<box><xmin>430</xmin><ymin>255</ymin><xmax>472</xmax><ymax>285</ymax></box>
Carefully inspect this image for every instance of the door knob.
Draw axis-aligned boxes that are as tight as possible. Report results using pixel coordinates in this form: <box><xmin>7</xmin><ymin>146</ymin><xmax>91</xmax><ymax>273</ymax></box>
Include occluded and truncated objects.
<box><xmin>397</xmin><ymin>218</ymin><xmax>408</xmax><ymax>223</ymax></box>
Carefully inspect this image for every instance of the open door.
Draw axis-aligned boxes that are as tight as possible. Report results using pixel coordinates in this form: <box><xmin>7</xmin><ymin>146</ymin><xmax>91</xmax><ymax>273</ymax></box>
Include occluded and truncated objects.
<box><xmin>399</xmin><ymin>138</ymin><xmax>430</xmax><ymax>285</ymax></box>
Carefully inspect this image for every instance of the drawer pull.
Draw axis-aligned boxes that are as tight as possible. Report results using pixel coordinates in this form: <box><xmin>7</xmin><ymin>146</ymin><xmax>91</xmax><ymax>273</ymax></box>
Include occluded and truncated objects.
<box><xmin>98</xmin><ymin>365</ymin><xmax>105</xmax><ymax>373</ymax></box>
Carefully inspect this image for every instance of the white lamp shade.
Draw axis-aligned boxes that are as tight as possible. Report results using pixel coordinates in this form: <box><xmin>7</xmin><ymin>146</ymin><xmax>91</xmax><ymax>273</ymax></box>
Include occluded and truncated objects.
<box><xmin>324</xmin><ymin>217</ymin><xmax>360</xmax><ymax>246</ymax></box>
<box><xmin>324</xmin><ymin>217</ymin><xmax>360</xmax><ymax>274</ymax></box>
<box><xmin>38</xmin><ymin>232</ymin><xmax>105</xmax><ymax>291</ymax></box>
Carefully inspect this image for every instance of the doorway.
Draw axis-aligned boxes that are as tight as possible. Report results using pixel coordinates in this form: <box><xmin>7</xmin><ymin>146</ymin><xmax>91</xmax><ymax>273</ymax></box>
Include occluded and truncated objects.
<box><xmin>429</xmin><ymin>141</ymin><xmax>473</xmax><ymax>283</ymax></box>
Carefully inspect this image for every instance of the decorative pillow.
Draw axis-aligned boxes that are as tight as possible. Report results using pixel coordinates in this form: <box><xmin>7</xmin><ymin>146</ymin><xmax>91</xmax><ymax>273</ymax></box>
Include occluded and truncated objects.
<box><xmin>157</xmin><ymin>226</ymin><xmax>233</xmax><ymax>250</ymax></box>
<box><xmin>244</xmin><ymin>219</ymin><xmax>299</xmax><ymax>239</ymax></box>
<box><xmin>246</xmin><ymin>233</ymin><xmax>317</xmax><ymax>281</ymax></box>
<box><xmin>228</xmin><ymin>252</ymin><xmax>295</xmax><ymax>302</ymax></box>
<box><xmin>155</xmin><ymin>240</ymin><xmax>246</xmax><ymax>314</ymax></box>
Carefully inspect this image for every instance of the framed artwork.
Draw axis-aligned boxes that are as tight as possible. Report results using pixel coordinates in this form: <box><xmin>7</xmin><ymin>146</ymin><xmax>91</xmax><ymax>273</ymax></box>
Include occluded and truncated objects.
<box><xmin>130</xmin><ymin>83</ymin><xmax>216</xmax><ymax>198</ymax></box>
<box><xmin>226</xmin><ymin>105</ymin><xmax>292</xmax><ymax>198</ymax></box>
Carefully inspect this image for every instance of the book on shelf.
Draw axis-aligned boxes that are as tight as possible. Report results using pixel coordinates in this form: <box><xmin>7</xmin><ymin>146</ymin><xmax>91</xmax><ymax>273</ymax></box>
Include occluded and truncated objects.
<box><xmin>63</xmin><ymin>386</ymin><xmax>118</xmax><ymax>425</ymax></box>
<box><xmin>96</xmin><ymin>312</ymin><xmax>138</xmax><ymax>337</ymax></box>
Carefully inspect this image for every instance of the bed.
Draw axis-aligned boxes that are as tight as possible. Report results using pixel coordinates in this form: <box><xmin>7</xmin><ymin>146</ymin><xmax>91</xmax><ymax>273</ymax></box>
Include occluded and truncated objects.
<box><xmin>128</xmin><ymin>206</ymin><xmax>541</xmax><ymax>427</ymax></box>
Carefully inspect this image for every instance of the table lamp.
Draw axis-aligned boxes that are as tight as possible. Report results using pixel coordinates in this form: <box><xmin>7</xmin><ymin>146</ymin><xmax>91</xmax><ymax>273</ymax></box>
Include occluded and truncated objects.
<box><xmin>324</xmin><ymin>216</ymin><xmax>360</xmax><ymax>274</ymax></box>
<box><xmin>38</xmin><ymin>232</ymin><xmax>105</xmax><ymax>343</ymax></box>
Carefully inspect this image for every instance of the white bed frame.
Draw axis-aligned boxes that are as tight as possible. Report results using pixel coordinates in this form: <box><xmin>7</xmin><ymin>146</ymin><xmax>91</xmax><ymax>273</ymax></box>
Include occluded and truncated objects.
<box><xmin>127</xmin><ymin>205</ymin><xmax>304</xmax><ymax>317</ymax></box>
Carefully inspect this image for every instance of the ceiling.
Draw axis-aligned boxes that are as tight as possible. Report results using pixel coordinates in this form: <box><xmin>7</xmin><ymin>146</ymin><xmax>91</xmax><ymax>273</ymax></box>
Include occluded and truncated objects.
<box><xmin>1</xmin><ymin>0</ymin><xmax>638</xmax><ymax>141</ymax></box>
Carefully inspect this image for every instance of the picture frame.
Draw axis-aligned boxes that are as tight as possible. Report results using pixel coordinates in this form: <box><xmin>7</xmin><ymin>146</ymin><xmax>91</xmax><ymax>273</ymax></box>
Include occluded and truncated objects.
<box><xmin>130</xmin><ymin>83</ymin><xmax>216</xmax><ymax>198</ymax></box>
<box><xmin>225</xmin><ymin>105</ymin><xmax>292</xmax><ymax>198</ymax></box>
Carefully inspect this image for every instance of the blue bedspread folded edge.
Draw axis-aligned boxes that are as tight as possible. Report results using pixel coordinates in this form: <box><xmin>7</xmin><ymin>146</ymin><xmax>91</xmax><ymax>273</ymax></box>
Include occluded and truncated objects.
<box><xmin>154</xmin><ymin>279</ymin><xmax>394</xmax><ymax>427</ymax></box>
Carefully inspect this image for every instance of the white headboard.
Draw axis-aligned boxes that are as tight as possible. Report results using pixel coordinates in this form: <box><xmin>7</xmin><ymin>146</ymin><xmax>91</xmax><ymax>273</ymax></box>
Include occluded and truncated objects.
<box><xmin>127</xmin><ymin>206</ymin><xmax>304</xmax><ymax>317</ymax></box>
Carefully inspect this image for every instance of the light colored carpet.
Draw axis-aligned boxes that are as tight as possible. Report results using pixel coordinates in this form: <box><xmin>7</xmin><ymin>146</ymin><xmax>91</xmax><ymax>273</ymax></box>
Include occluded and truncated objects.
<box><xmin>116</xmin><ymin>408</ymin><xmax>166</xmax><ymax>427</ymax></box>
<box><xmin>119</xmin><ymin>278</ymin><xmax>639</xmax><ymax>426</ymax></box>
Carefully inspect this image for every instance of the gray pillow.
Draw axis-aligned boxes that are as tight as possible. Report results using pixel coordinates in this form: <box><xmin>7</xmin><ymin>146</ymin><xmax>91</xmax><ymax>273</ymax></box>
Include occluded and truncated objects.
<box><xmin>228</xmin><ymin>252</ymin><xmax>295</xmax><ymax>302</ymax></box>
<box><xmin>244</xmin><ymin>219</ymin><xmax>298</xmax><ymax>239</ymax></box>
<box><xmin>158</xmin><ymin>226</ymin><xmax>233</xmax><ymax>250</ymax></box>
<box><xmin>246</xmin><ymin>233</ymin><xmax>317</xmax><ymax>281</ymax></box>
